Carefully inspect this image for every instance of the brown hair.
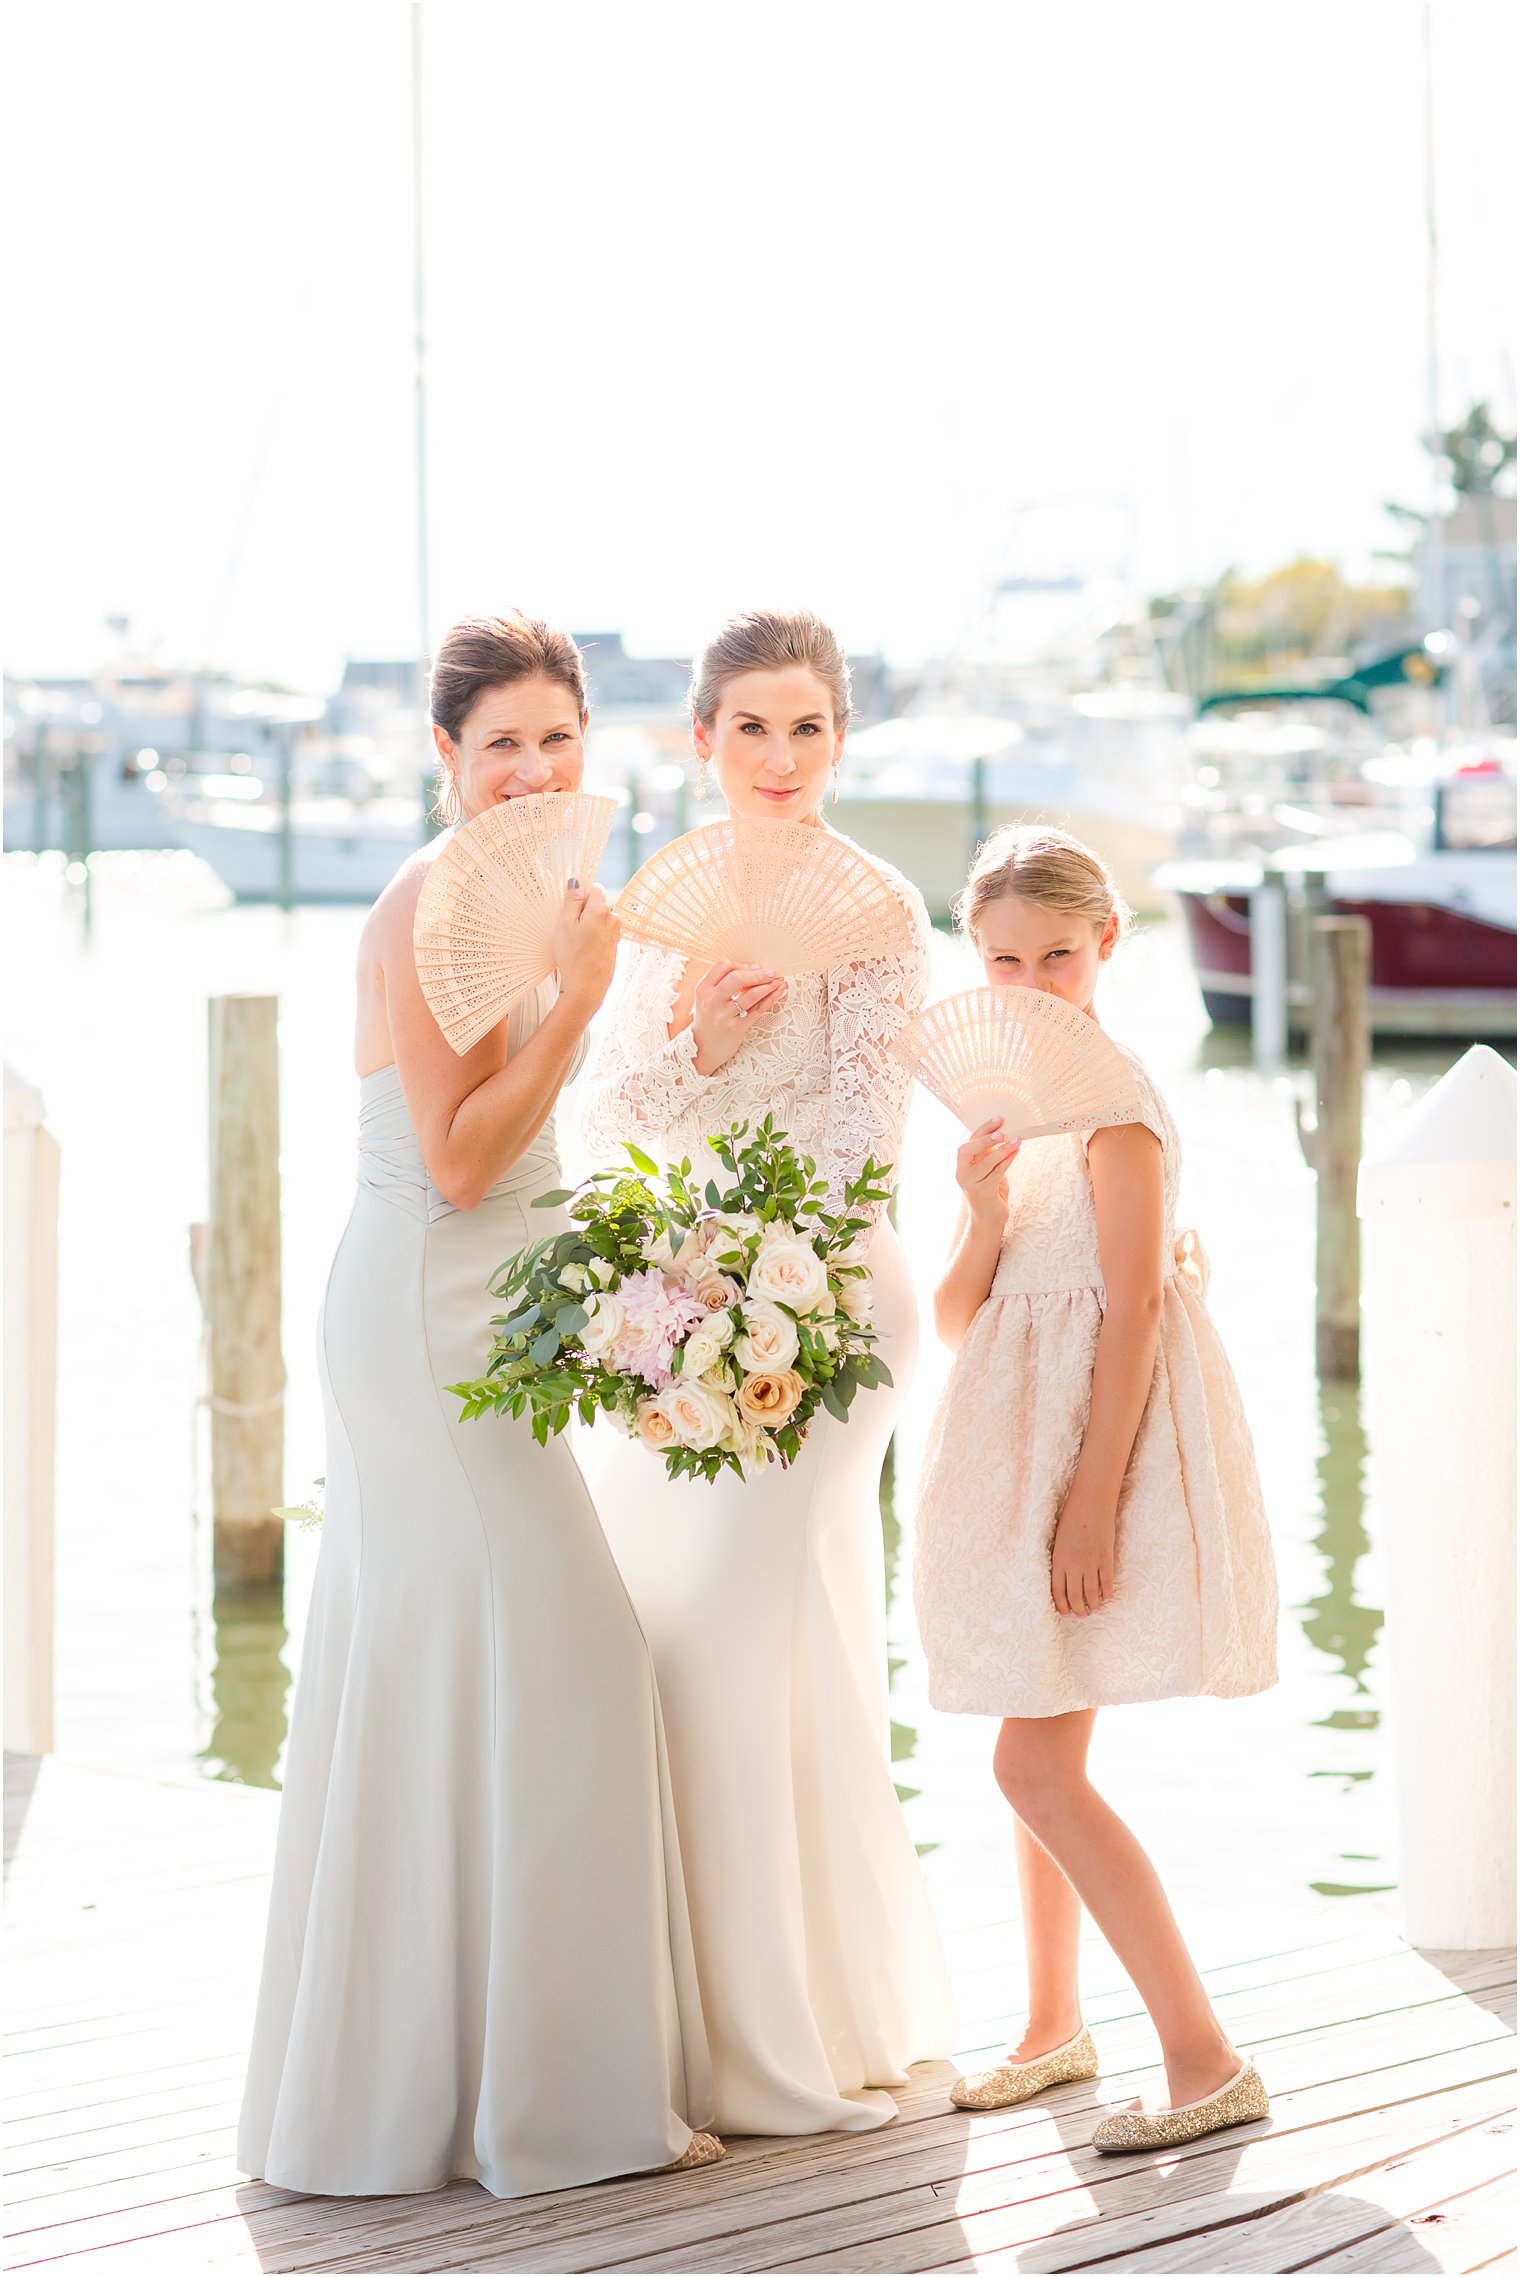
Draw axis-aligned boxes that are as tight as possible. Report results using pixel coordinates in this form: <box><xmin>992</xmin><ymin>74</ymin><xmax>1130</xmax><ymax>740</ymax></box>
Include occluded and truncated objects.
<box><xmin>689</xmin><ymin>608</ymin><xmax>852</xmax><ymax>729</ymax></box>
<box><xmin>429</xmin><ymin>612</ymin><xmax>588</xmax><ymax>743</ymax></box>
<box><xmin>954</xmin><ymin>824</ymin><xmax>1134</xmax><ymax>941</ymax></box>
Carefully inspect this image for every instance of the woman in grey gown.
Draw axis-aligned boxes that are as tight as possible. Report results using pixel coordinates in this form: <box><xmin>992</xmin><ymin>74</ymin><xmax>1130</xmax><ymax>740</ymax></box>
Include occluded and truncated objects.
<box><xmin>238</xmin><ymin>613</ymin><xmax>717</xmax><ymax>2200</ymax></box>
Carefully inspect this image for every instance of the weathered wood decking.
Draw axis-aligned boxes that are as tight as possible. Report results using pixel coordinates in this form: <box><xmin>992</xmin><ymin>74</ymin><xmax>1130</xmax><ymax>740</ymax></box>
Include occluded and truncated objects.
<box><xmin>5</xmin><ymin>1753</ymin><xmax>1515</xmax><ymax>2275</ymax></box>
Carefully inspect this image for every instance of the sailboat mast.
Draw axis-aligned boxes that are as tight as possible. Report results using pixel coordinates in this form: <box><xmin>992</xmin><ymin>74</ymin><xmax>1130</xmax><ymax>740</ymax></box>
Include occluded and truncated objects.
<box><xmin>1421</xmin><ymin>0</ymin><xmax>1444</xmax><ymax>642</ymax></box>
<box><xmin>412</xmin><ymin>0</ymin><xmax>431</xmax><ymax>697</ymax></box>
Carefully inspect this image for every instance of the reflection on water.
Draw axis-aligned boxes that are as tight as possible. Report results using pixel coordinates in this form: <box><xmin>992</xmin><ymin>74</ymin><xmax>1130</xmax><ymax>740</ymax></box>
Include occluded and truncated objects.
<box><xmin>1301</xmin><ymin>1379</ymin><xmax>1395</xmax><ymax>1897</ymax></box>
<box><xmin>1304</xmin><ymin>1384</ymin><xmax>1382</xmax><ymax>1701</ymax></box>
<box><xmin>197</xmin><ymin>1585</ymin><xmax>290</xmax><ymax>1787</ymax></box>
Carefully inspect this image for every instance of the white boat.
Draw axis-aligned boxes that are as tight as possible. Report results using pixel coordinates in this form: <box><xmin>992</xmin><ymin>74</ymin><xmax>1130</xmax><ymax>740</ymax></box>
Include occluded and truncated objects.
<box><xmin>169</xmin><ymin>792</ymin><xmax>426</xmax><ymax>901</ymax></box>
<box><xmin>837</xmin><ymin>693</ymin><xmax>1184</xmax><ymax>920</ymax></box>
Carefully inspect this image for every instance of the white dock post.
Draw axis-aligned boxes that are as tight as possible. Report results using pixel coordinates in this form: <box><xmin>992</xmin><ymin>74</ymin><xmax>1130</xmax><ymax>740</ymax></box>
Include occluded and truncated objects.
<box><xmin>1358</xmin><ymin>1045</ymin><xmax>1517</xmax><ymax>1948</ymax></box>
<box><xmin>207</xmin><ymin>997</ymin><xmax>285</xmax><ymax>1592</ymax></box>
<box><xmin>1250</xmin><ymin>868</ymin><xmax>1288</xmax><ymax>1074</ymax></box>
<box><xmin>3</xmin><ymin>1066</ymin><xmax>60</xmax><ymax>1754</ymax></box>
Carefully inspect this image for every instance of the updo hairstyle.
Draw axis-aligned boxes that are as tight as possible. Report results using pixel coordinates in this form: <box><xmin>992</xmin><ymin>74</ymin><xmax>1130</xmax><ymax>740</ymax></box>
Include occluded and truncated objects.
<box><xmin>954</xmin><ymin>824</ymin><xmax>1134</xmax><ymax>943</ymax></box>
<box><xmin>689</xmin><ymin>608</ymin><xmax>853</xmax><ymax>730</ymax></box>
<box><xmin>429</xmin><ymin>612</ymin><xmax>588</xmax><ymax>824</ymax></box>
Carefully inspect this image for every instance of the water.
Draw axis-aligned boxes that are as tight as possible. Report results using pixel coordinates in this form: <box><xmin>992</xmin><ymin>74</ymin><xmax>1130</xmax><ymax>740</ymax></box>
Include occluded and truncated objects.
<box><xmin>2</xmin><ymin>848</ymin><xmax>1472</xmax><ymax>1930</ymax></box>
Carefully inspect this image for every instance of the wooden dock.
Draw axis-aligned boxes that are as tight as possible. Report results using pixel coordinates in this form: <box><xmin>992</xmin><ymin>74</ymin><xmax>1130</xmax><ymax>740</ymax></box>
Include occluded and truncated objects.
<box><xmin>5</xmin><ymin>1752</ymin><xmax>1514</xmax><ymax>2275</ymax></box>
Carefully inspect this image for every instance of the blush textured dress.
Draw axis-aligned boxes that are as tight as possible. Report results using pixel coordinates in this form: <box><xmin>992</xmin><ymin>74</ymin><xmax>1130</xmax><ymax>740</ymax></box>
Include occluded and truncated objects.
<box><xmin>238</xmin><ymin>986</ymin><xmax>713</xmax><ymax>2199</ymax></box>
<box><xmin>913</xmin><ymin>1043</ymin><xmax>1278</xmax><ymax>1718</ymax></box>
<box><xmin>577</xmin><ymin>837</ymin><xmax>954</xmax><ymax>2137</ymax></box>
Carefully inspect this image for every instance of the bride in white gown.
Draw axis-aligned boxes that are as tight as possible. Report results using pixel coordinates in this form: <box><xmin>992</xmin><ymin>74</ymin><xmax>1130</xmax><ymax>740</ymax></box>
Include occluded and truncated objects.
<box><xmin>239</xmin><ymin>614</ymin><xmax>717</xmax><ymax>2198</ymax></box>
<box><xmin>578</xmin><ymin>609</ymin><xmax>954</xmax><ymax>2136</ymax></box>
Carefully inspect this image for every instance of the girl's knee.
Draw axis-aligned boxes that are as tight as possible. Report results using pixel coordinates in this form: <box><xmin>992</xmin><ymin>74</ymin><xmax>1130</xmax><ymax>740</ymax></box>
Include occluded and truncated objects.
<box><xmin>993</xmin><ymin>1727</ymin><xmax>1070</xmax><ymax>1828</ymax></box>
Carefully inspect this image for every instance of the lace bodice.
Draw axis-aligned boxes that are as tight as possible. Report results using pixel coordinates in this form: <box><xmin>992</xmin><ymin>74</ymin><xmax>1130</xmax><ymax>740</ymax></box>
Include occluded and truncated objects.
<box><xmin>989</xmin><ymin>1047</ymin><xmax>1180</xmax><ymax>1299</ymax></box>
<box><xmin>578</xmin><ymin>840</ymin><xmax>930</xmax><ymax>1209</ymax></box>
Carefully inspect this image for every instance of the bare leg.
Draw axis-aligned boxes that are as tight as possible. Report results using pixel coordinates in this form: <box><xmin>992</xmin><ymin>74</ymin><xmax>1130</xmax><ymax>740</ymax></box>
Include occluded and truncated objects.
<box><xmin>994</xmin><ymin>1711</ymin><xmax>1237</xmax><ymax>2109</ymax></box>
<box><xmin>1011</xmin><ymin>1813</ymin><xmax>1085</xmax><ymax>2057</ymax></box>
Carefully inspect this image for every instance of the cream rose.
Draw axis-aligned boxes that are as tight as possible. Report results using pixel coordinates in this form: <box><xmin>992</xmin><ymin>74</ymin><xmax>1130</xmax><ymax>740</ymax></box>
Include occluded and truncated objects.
<box><xmin>747</xmin><ymin>1236</ymin><xmax>830</xmax><ymax>1315</ymax></box>
<box><xmin>579</xmin><ymin>1292</ymin><xmax>626</xmax><ymax>1360</ymax></box>
<box><xmin>736</xmin><ymin>1368</ymin><xmax>806</xmax><ymax>1428</ymax></box>
<box><xmin>633</xmin><ymin>1398</ymin><xmax>676</xmax><ymax>1451</ymax></box>
<box><xmin>680</xmin><ymin>1321</ymin><xmax>731</xmax><ymax>1378</ymax></box>
<box><xmin>661</xmin><ymin>1378</ymin><xmax>734</xmax><ymax>1452</ymax></box>
<box><xmin>733</xmin><ymin>1299</ymin><xmax>799</xmax><ymax>1373</ymax></box>
<box><xmin>558</xmin><ymin>1262</ymin><xmax>588</xmax><ymax>1295</ymax></box>
<box><xmin>691</xmin><ymin>1270</ymin><xmax>743</xmax><ymax>1314</ymax></box>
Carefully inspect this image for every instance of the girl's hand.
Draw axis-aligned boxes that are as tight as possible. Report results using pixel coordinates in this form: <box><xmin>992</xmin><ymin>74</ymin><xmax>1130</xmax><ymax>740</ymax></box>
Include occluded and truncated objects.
<box><xmin>691</xmin><ymin>960</ymin><xmax>785</xmax><ymax>1076</ymax></box>
<box><xmin>955</xmin><ymin>1118</ymin><xmax>1019</xmax><ymax>1225</ymax></box>
<box><xmin>553</xmin><ymin>883</ymin><xmax>620</xmax><ymax>1016</ymax></box>
<box><xmin>1051</xmin><ymin>1496</ymin><xmax>1116</xmax><ymax>1617</ymax></box>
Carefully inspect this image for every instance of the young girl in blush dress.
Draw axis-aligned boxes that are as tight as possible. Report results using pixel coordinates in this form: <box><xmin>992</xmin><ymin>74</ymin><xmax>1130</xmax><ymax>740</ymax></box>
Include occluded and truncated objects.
<box><xmin>913</xmin><ymin>826</ymin><xmax>1279</xmax><ymax>2155</ymax></box>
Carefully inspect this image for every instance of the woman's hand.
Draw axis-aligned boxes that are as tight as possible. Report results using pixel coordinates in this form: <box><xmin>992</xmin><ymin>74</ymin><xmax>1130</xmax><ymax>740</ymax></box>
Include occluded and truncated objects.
<box><xmin>1050</xmin><ymin>1494</ymin><xmax>1116</xmax><ymax>1617</ymax></box>
<box><xmin>691</xmin><ymin>960</ymin><xmax>785</xmax><ymax>1076</ymax></box>
<box><xmin>553</xmin><ymin>883</ymin><xmax>620</xmax><ymax>1016</ymax></box>
<box><xmin>955</xmin><ymin>1118</ymin><xmax>1019</xmax><ymax>1226</ymax></box>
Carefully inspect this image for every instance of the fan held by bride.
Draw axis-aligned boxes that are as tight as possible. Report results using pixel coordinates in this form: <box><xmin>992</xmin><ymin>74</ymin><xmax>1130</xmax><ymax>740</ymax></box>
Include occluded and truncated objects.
<box><xmin>414</xmin><ymin>791</ymin><xmax>616</xmax><ymax>1054</ymax></box>
<box><xmin>615</xmin><ymin>818</ymin><xmax>915</xmax><ymax>975</ymax></box>
<box><xmin>900</xmin><ymin>987</ymin><xmax>1145</xmax><ymax>1143</ymax></box>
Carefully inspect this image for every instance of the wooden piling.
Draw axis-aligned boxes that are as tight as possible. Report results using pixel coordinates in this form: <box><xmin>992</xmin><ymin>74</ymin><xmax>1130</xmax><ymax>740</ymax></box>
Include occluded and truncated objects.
<box><xmin>207</xmin><ymin>996</ymin><xmax>284</xmax><ymax>1590</ymax></box>
<box><xmin>1308</xmin><ymin>915</ymin><xmax>1371</xmax><ymax>1380</ymax></box>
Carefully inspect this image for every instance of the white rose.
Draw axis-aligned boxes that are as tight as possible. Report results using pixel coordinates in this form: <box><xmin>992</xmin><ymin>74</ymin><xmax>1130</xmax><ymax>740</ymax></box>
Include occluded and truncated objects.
<box><xmin>587</xmin><ymin>1256</ymin><xmax>618</xmax><ymax>1290</ymax></box>
<box><xmin>646</xmin><ymin>1226</ymin><xmax>678</xmax><ymax>1271</ymax></box>
<box><xmin>558</xmin><ymin>1262</ymin><xmax>588</xmax><ymax>1294</ymax></box>
<box><xmin>660</xmin><ymin>1378</ymin><xmax>733</xmax><ymax>1452</ymax></box>
<box><xmin>579</xmin><ymin>1292</ymin><xmax>626</xmax><ymax>1360</ymax></box>
<box><xmin>733</xmin><ymin>1299</ymin><xmax>799</xmax><ymax>1372</ymax></box>
<box><xmin>747</xmin><ymin>1236</ymin><xmax>830</xmax><ymax>1315</ymax></box>
<box><xmin>681</xmin><ymin>1321</ymin><xmax>730</xmax><ymax>1378</ymax></box>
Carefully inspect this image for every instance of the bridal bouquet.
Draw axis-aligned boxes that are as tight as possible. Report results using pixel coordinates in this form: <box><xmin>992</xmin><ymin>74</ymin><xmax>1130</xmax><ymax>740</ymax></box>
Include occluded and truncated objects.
<box><xmin>448</xmin><ymin>1118</ymin><xmax>893</xmax><ymax>1482</ymax></box>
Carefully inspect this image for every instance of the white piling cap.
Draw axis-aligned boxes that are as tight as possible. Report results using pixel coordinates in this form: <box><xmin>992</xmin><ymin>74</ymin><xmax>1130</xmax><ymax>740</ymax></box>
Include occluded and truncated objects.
<box><xmin>1358</xmin><ymin>1045</ymin><xmax>1516</xmax><ymax>1222</ymax></box>
<box><xmin>3</xmin><ymin>1063</ymin><xmax>48</xmax><ymax>1134</ymax></box>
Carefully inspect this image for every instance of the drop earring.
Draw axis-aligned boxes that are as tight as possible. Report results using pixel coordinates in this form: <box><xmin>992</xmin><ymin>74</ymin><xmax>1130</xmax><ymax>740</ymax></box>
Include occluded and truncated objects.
<box><xmin>439</xmin><ymin>769</ymin><xmax>461</xmax><ymax>826</ymax></box>
<box><xmin>693</xmin><ymin>758</ymin><xmax>712</xmax><ymax>803</ymax></box>
<box><xmin>831</xmin><ymin>760</ymin><xmax>841</xmax><ymax>804</ymax></box>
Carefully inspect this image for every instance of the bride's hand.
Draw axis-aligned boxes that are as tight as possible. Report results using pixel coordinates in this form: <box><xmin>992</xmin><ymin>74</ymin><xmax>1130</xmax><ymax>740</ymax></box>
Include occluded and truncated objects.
<box><xmin>691</xmin><ymin>960</ymin><xmax>785</xmax><ymax>1076</ymax></box>
<box><xmin>553</xmin><ymin>883</ymin><xmax>620</xmax><ymax>1016</ymax></box>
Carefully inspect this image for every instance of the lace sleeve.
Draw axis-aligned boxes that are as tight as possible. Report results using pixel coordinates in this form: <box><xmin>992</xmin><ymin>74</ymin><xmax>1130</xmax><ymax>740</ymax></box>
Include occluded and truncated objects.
<box><xmin>576</xmin><ymin>943</ymin><xmax>755</xmax><ymax>1168</ymax></box>
<box><xmin>817</xmin><ymin>869</ymin><xmax>931</xmax><ymax>1215</ymax></box>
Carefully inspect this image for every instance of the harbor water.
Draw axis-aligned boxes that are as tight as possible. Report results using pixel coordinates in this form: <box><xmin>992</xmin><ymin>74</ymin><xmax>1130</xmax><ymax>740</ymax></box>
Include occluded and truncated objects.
<box><xmin>3</xmin><ymin>847</ymin><xmax>1471</xmax><ymax>1940</ymax></box>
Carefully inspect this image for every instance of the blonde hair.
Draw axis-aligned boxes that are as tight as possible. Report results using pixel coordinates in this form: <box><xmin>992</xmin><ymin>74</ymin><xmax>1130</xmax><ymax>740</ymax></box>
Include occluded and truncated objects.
<box><xmin>955</xmin><ymin>824</ymin><xmax>1134</xmax><ymax>942</ymax></box>
<box><xmin>689</xmin><ymin>608</ymin><xmax>852</xmax><ymax>729</ymax></box>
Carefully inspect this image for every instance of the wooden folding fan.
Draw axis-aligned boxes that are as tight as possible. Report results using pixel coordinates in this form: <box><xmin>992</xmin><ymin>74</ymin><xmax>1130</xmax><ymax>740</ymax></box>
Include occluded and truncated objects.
<box><xmin>615</xmin><ymin>819</ymin><xmax>915</xmax><ymax>974</ymax></box>
<box><xmin>413</xmin><ymin>792</ymin><xmax>616</xmax><ymax>1053</ymax></box>
<box><xmin>900</xmin><ymin>987</ymin><xmax>1146</xmax><ymax>1143</ymax></box>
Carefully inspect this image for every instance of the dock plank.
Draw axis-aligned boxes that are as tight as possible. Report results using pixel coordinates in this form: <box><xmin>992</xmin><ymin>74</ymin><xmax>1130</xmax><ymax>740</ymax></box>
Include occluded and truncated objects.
<box><xmin>4</xmin><ymin>1753</ymin><xmax>1513</xmax><ymax>2276</ymax></box>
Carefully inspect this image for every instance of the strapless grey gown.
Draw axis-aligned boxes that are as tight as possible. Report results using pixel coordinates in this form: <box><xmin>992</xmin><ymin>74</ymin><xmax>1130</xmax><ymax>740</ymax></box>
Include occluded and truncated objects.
<box><xmin>238</xmin><ymin>1003</ymin><xmax>713</xmax><ymax>2198</ymax></box>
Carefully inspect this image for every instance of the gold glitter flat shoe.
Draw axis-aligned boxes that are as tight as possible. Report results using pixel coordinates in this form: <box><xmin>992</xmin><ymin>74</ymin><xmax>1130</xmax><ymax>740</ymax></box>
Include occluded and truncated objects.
<box><xmin>668</xmin><ymin>2130</ymin><xmax>725</xmax><ymax>2171</ymax></box>
<box><xmin>1090</xmin><ymin>2055</ymin><xmax>1268</xmax><ymax>2153</ymax></box>
<box><xmin>950</xmin><ymin>2025</ymin><xmax>1098</xmax><ymax>2111</ymax></box>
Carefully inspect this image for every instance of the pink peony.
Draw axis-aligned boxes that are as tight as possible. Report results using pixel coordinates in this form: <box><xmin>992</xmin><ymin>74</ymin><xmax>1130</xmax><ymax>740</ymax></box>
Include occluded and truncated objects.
<box><xmin>608</xmin><ymin>1268</ymin><xmax>707</xmax><ymax>1390</ymax></box>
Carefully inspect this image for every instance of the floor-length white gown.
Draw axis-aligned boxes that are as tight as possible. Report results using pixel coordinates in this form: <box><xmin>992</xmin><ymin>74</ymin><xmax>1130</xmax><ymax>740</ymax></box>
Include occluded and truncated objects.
<box><xmin>578</xmin><ymin>844</ymin><xmax>954</xmax><ymax>2136</ymax></box>
<box><xmin>238</xmin><ymin>987</ymin><xmax>713</xmax><ymax>2199</ymax></box>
